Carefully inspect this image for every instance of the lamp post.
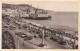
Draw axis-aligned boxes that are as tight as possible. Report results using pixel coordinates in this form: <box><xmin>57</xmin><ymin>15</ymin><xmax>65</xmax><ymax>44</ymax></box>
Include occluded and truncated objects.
<box><xmin>42</xmin><ymin>29</ymin><xmax>44</xmax><ymax>45</ymax></box>
<box><xmin>17</xmin><ymin>36</ymin><xmax>19</xmax><ymax>49</ymax></box>
<box><xmin>39</xmin><ymin>26</ymin><xmax>47</xmax><ymax>47</ymax></box>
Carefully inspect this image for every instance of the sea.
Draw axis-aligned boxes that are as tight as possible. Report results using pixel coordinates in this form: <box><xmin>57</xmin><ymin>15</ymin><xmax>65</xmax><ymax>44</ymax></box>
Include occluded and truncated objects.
<box><xmin>24</xmin><ymin>12</ymin><xmax>78</xmax><ymax>31</ymax></box>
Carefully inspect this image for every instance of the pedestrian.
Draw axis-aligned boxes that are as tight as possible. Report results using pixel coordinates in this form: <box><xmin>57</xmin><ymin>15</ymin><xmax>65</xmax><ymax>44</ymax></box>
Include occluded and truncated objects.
<box><xmin>45</xmin><ymin>44</ymin><xmax>47</xmax><ymax>46</ymax></box>
<box><xmin>22</xmin><ymin>42</ymin><xmax>24</xmax><ymax>46</ymax></box>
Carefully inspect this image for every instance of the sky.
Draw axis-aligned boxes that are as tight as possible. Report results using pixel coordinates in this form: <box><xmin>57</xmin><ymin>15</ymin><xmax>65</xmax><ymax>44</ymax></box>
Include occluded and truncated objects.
<box><xmin>2</xmin><ymin>1</ymin><xmax>78</xmax><ymax>12</ymax></box>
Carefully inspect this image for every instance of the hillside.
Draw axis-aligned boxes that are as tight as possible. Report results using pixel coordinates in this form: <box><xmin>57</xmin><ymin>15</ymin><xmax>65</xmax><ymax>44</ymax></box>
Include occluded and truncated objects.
<box><xmin>2</xmin><ymin>3</ymin><xmax>48</xmax><ymax>12</ymax></box>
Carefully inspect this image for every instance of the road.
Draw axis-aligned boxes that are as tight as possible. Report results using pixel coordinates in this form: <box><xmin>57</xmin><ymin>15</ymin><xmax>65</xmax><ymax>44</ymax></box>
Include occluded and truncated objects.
<box><xmin>2</xmin><ymin>18</ymin><xmax>73</xmax><ymax>49</ymax></box>
<box><xmin>3</xmin><ymin>26</ymin><xmax>72</xmax><ymax>49</ymax></box>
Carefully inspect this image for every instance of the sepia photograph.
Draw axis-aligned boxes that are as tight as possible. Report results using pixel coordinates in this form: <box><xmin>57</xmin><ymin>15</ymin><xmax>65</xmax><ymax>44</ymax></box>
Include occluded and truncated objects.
<box><xmin>2</xmin><ymin>1</ymin><xmax>78</xmax><ymax>49</ymax></box>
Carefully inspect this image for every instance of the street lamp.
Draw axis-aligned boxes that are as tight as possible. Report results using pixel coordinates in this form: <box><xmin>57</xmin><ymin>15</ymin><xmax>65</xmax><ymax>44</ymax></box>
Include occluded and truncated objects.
<box><xmin>39</xmin><ymin>26</ymin><xmax>47</xmax><ymax>47</ymax></box>
<box><xmin>17</xmin><ymin>36</ymin><xmax>19</xmax><ymax>49</ymax></box>
<box><xmin>42</xmin><ymin>29</ymin><xmax>45</xmax><ymax>45</ymax></box>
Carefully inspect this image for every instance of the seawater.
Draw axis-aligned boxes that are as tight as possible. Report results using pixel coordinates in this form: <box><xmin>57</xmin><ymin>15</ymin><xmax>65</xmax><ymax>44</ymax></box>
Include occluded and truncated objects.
<box><xmin>24</xmin><ymin>12</ymin><xmax>78</xmax><ymax>30</ymax></box>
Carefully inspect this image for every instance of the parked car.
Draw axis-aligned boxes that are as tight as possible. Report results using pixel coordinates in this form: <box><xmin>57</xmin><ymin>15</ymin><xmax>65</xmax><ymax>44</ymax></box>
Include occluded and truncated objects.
<box><xmin>15</xmin><ymin>32</ymin><xmax>26</xmax><ymax>38</ymax></box>
<box><xmin>34</xmin><ymin>35</ymin><xmax>38</xmax><ymax>38</ymax></box>
<box><xmin>15</xmin><ymin>32</ymin><xmax>33</xmax><ymax>41</ymax></box>
<box><xmin>9</xmin><ymin>26</ymin><xmax>16</xmax><ymax>30</ymax></box>
<box><xmin>2</xmin><ymin>26</ymin><xmax>8</xmax><ymax>28</ymax></box>
<box><xmin>57</xmin><ymin>38</ymin><xmax>66</xmax><ymax>45</ymax></box>
<box><xmin>24</xmin><ymin>36</ymin><xmax>33</xmax><ymax>41</ymax></box>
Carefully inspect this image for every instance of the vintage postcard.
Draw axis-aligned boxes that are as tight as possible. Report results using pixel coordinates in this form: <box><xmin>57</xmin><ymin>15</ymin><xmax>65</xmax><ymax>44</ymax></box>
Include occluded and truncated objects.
<box><xmin>0</xmin><ymin>0</ymin><xmax>79</xmax><ymax>51</ymax></box>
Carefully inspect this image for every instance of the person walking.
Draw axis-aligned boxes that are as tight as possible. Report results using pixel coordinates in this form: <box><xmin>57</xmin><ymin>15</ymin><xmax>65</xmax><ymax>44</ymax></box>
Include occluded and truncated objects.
<box><xmin>22</xmin><ymin>42</ymin><xmax>24</xmax><ymax>46</ymax></box>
